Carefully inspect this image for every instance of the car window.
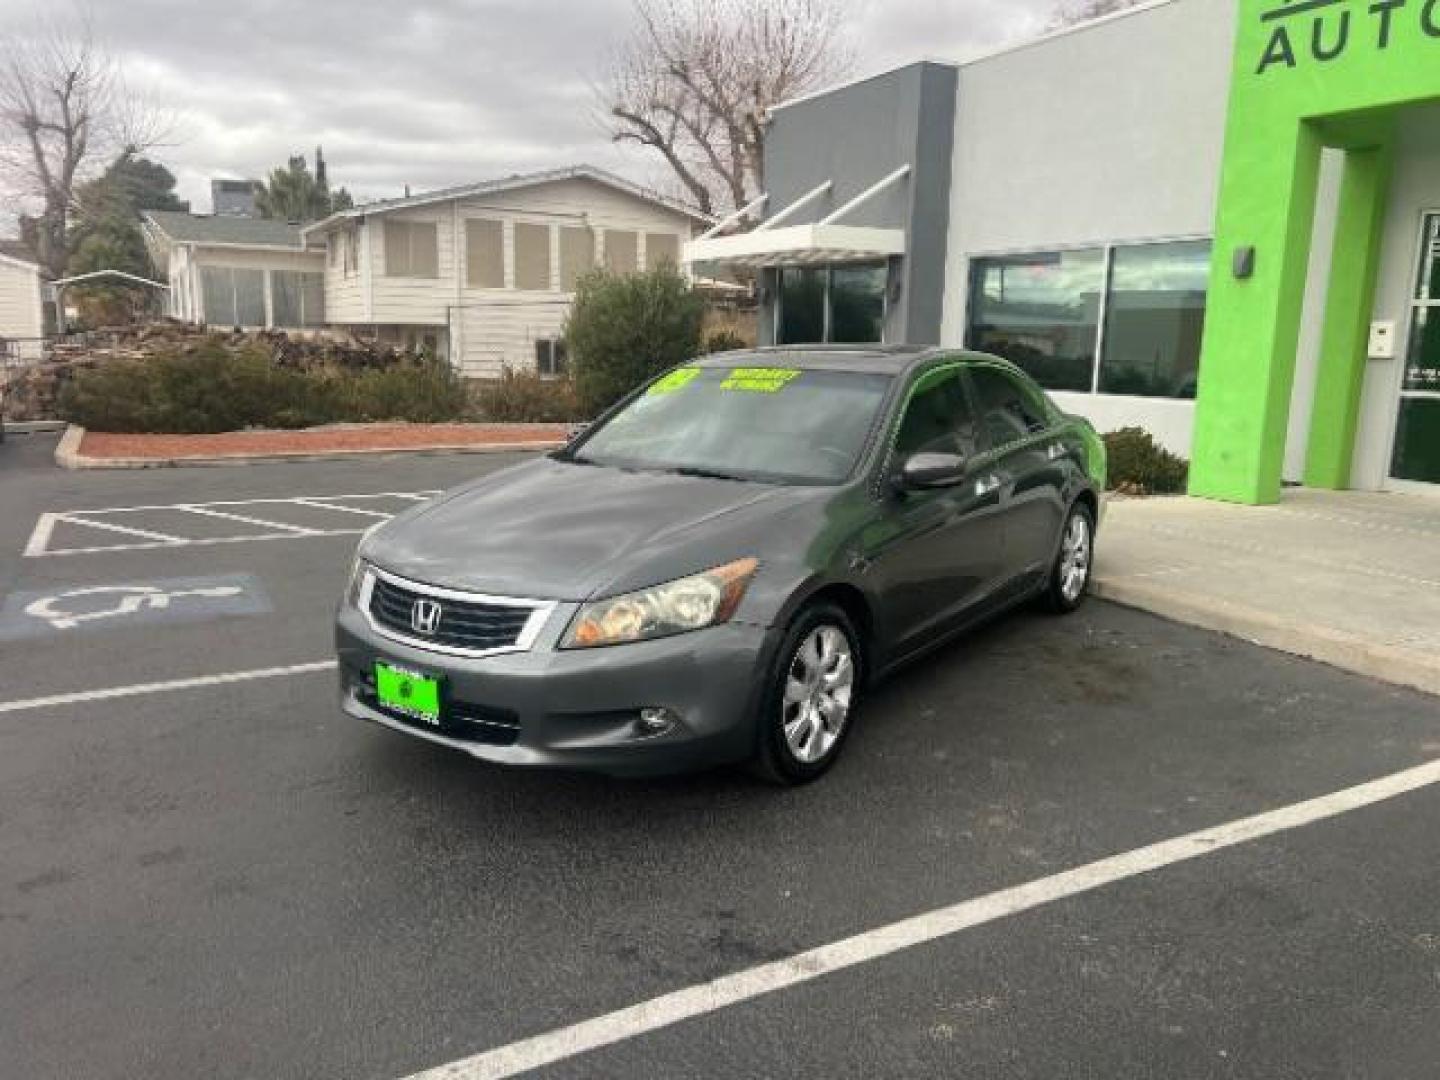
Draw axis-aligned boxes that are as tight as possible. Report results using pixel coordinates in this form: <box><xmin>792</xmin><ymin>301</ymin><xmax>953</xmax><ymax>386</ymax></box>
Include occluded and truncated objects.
<box><xmin>968</xmin><ymin>366</ymin><xmax>1051</xmax><ymax>447</ymax></box>
<box><xmin>893</xmin><ymin>370</ymin><xmax>981</xmax><ymax>460</ymax></box>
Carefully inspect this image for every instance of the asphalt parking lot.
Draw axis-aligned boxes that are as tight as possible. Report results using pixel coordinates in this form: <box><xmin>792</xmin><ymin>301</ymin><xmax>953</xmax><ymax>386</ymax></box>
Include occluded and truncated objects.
<box><xmin>3</xmin><ymin>429</ymin><xmax>1440</xmax><ymax>1080</ymax></box>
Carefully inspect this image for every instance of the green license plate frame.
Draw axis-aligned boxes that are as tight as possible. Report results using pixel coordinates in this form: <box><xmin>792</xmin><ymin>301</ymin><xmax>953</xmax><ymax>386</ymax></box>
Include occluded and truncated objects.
<box><xmin>374</xmin><ymin>661</ymin><xmax>444</xmax><ymax>725</ymax></box>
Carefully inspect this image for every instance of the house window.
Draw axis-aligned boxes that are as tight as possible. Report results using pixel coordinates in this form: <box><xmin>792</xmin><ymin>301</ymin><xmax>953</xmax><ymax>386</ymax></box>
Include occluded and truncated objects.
<box><xmin>645</xmin><ymin>232</ymin><xmax>680</xmax><ymax>268</ymax></box>
<box><xmin>272</xmin><ymin>271</ymin><xmax>326</xmax><ymax>328</ymax></box>
<box><xmin>604</xmin><ymin>230</ymin><xmax>638</xmax><ymax>274</ymax></box>
<box><xmin>200</xmin><ymin>266</ymin><xmax>265</xmax><ymax>327</ymax></box>
<box><xmin>514</xmin><ymin>222</ymin><xmax>552</xmax><ymax>291</ymax></box>
<box><xmin>535</xmin><ymin>338</ymin><xmax>568</xmax><ymax>377</ymax></box>
<box><xmin>344</xmin><ymin>227</ymin><xmax>358</xmax><ymax>276</ymax></box>
<box><xmin>559</xmin><ymin>226</ymin><xmax>595</xmax><ymax>291</ymax></box>
<box><xmin>466</xmin><ymin>218</ymin><xmax>505</xmax><ymax>288</ymax></box>
<box><xmin>967</xmin><ymin>241</ymin><xmax>1212</xmax><ymax>399</ymax></box>
<box><xmin>328</xmin><ymin>236</ymin><xmax>340</xmax><ymax>269</ymax></box>
<box><xmin>776</xmin><ymin>263</ymin><xmax>887</xmax><ymax>345</ymax></box>
<box><xmin>383</xmin><ymin>220</ymin><xmax>439</xmax><ymax>278</ymax></box>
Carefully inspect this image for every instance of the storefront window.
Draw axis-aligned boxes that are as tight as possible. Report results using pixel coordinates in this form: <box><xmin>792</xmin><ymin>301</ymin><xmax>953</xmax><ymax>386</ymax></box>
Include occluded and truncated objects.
<box><xmin>1391</xmin><ymin>398</ymin><xmax>1440</xmax><ymax>483</ymax></box>
<box><xmin>1099</xmin><ymin>241</ymin><xmax>1211</xmax><ymax>399</ymax></box>
<box><xmin>967</xmin><ymin>250</ymin><xmax>1105</xmax><ymax>392</ymax></box>
<box><xmin>778</xmin><ymin>264</ymin><xmax>887</xmax><ymax>345</ymax></box>
<box><xmin>830</xmin><ymin>265</ymin><xmax>886</xmax><ymax>344</ymax></box>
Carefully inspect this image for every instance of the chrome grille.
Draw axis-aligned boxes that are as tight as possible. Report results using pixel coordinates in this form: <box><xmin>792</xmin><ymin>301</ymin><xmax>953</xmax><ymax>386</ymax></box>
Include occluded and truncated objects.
<box><xmin>362</xmin><ymin>569</ymin><xmax>550</xmax><ymax>657</ymax></box>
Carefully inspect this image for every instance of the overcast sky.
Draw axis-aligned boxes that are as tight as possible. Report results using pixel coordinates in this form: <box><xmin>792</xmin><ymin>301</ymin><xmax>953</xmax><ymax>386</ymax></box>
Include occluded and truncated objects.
<box><xmin>1</xmin><ymin>0</ymin><xmax>1058</xmax><ymax>218</ymax></box>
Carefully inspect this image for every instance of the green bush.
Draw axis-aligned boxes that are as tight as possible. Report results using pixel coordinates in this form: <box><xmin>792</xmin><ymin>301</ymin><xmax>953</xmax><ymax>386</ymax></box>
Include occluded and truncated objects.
<box><xmin>703</xmin><ymin>329</ymin><xmax>748</xmax><ymax>354</ymax></box>
<box><xmin>58</xmin><ymin>341</ymin><xmax>468</xmax><ymax>433</ymax></box>
<box><xmin>565</xmin><ymin>264</ymin><xmax>704</xmax><ymax>416</ymax></box>
<box><xmin>1103</xmin><ymin>427</ymin><xmax>1189</xmax><ymax>495</ymax></box>
<box><xmin>473</xmin><ymin>367</ymin><xmax>582</xmax><ymax>422</ymax></box>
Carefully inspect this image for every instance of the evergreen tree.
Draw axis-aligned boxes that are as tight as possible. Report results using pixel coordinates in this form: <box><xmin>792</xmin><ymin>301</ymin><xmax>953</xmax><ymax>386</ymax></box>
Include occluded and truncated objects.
<box><xmin>255</xmin><ymin>148</ymin><xmax>353</xmax><ymax>222</ymax></box>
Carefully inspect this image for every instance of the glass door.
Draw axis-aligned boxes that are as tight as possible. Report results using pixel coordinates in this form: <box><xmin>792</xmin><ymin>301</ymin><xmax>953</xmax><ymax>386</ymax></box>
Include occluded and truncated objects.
<box><xmin>1391</xmin><ymin>213</ymin><xmax>1440</xmax><ymax>483</ymax></box>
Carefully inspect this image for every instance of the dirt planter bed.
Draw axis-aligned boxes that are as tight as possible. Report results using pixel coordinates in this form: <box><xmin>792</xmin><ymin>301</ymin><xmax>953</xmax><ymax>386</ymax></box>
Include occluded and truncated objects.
<box><xmin>58</xmin><ymin>422</ymin><xmax>571</xmax><ymax>469</ymax></box>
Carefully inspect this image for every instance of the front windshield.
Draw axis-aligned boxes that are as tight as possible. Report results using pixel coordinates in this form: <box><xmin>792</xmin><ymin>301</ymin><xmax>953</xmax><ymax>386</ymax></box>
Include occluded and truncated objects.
<box><xmin>572</xmin><ymin>364</ymin><xmax>894</xmax><ymax>484</ymax></box>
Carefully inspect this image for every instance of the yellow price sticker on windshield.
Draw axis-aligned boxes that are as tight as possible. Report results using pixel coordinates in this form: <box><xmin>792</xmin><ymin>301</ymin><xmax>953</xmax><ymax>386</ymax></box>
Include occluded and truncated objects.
<box><xmin>647</xmin><ymin>367</ymin><xmax>701</xmax><ymax>396</ymax></box>
<box><xmin>721</xmin><ymin>367</ymin><xmax>801</xmax><ymax>393</ymax></box>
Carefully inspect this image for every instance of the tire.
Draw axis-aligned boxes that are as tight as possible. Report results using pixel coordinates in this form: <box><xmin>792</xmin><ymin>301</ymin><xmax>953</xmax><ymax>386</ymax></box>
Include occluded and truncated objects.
<box><xmin>1042</xmin><ymin>500</ymin><xmax>1095</xmax><ymax>614</ymax></box>
<box><xmin>752</xmin><ymin>602</ymin><xmax>862</xmax><ymax>785</ymax></box>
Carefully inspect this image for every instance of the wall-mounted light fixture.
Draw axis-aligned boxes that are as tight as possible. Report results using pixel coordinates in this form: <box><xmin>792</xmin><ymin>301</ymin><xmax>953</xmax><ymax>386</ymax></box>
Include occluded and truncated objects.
<box><xmin>1233</xmin><ymin>246</ymin><xmax>1257</xmax><ymax>280</ymax></box>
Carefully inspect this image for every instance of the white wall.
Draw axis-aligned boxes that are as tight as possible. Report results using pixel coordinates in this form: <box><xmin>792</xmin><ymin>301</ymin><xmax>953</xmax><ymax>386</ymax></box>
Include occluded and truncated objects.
<box><xmin>941</xmin><ymin>0</ymin><xmax>1236</xmax><ymax>453</ymax></box>
<box><xmin>0</xmin><ymin>256</ymin><xmax>44</xmax><ymax>358</ymax></box>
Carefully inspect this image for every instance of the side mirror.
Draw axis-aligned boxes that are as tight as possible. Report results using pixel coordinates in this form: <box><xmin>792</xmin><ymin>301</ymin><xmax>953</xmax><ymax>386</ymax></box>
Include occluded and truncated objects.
<box><xmin>897</xmin><ymin>452</ymin><xmax>967</xmax><ymax>491</ymax></box>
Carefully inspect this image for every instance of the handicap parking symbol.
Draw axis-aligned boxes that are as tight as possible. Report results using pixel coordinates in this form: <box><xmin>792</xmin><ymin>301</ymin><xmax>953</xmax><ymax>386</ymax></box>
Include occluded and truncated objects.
<box><xmin>0</xmin><ymin>574</ymin><xmax>271</xmax><ymax>640</ymax></box>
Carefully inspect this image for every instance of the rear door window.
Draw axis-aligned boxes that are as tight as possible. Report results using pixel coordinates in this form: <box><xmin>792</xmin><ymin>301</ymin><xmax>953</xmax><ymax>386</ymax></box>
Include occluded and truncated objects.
<box><xmin>967</xmin><ymin>366</ymin><xmax>1052</xmax><ymax>449</ymax></box>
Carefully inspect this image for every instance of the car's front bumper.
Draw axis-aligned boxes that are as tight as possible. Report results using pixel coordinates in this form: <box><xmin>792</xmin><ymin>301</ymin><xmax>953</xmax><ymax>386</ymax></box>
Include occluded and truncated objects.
<box><xmin>335</xmin><ymin>601</ymin><xmax>778</xmax><ymax>777</ymax></box>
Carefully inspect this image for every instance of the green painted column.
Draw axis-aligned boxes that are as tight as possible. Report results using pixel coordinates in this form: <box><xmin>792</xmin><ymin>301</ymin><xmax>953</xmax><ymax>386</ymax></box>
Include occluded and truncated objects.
<box><xmin>1303</xmin><ymin>142</ymin><xmax>1393</xmax><ymax>490</ymax></box>
<box><xmin>1189</xmin><ymin>120</ymin><xmax>1322</xmax><ymax>505</ymax></box>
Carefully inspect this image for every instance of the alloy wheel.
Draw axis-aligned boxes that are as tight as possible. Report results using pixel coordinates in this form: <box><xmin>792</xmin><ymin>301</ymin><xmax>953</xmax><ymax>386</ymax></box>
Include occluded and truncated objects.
<box><xmin>781</xmin><ymin>624</ymin><xmax>855</xmax><ymax>765</ymax></box>
<box><xmin>1059</xmin><ymin>512</ymin><xmax>1092</xmax><ymax>603</ymax></box>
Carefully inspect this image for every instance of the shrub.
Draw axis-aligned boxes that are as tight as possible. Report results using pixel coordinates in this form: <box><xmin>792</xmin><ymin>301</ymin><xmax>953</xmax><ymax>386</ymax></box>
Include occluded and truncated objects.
<box><xmin>1103</xmin><ymin>427</ymin><xmax>1189</xmax><ymax>495</ymax></box>
<box><xmin>58</xmin><ymin>341</ymin><xmax>468</xmax><ymax>433</ymax></box>
<box><xmin>473</xmin><ymin>367</ymin><xmax>582</xmax><ymax>423</ymax></box>
<box><xmin>565</xmin><ymin>264</ymin><xmax>704</xmax><ymax>416</ymax></box>
<box><xmin>703</xmin><ymin>329</ymin><xmax>748</xmax><ymax>354</ymax></box>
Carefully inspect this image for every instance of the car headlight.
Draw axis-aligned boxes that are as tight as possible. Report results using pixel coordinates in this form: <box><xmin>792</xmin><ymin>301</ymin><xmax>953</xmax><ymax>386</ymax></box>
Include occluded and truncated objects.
<box><xmin>562</xmin><ymin>558</ymin><xmax>759</xmax><ymax>649</ymax></box>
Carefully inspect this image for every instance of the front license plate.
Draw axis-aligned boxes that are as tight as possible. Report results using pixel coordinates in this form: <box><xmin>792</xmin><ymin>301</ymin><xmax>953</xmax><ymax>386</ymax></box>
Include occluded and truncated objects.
<box><xmin>374</xmin><ymin>662</ymin><xmax>443</xmax><ymax>725</ymax></box>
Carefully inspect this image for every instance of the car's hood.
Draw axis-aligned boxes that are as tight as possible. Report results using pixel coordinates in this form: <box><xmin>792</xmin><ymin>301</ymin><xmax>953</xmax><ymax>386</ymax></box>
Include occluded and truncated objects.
<box><xmin>365</xmin><ymin>457</ymin><xmax>804</xmax><ymax>601</ymax></box>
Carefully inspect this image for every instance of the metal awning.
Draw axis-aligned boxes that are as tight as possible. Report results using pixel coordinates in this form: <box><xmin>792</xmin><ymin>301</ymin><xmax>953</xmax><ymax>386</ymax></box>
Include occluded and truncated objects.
<box><xmin>685</xmin><ymin>223</ymin><xmax>905</xmax><ymax>270</ymax></box>
<box><xmin>683</xmin><ymin>164</ymin><xmax>910</xmax><ymax>271</ymax></box>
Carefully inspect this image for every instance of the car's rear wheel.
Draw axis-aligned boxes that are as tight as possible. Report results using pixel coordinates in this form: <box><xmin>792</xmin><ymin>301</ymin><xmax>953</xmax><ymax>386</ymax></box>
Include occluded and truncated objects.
<box><xmin>1042</xmin><ymin>501</ymin><xmax>1095</xmax><ymax>614</ymax></box>
<box><xmin>753</xmin><ymin>603</ymin><xmax>861</xmax><ymax>785</ymax></box>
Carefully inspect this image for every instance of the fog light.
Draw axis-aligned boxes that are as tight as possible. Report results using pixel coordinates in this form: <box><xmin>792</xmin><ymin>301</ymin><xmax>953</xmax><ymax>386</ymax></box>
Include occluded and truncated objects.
<box><xmin>637</xmin><ymin>707</ymin><xmax>678</xmax><ymax>736</ymax></box>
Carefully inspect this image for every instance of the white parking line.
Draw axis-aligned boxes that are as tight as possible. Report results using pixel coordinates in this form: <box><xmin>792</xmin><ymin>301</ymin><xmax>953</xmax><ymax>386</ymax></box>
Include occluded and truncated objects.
<box><xmin>0</xmin><ymin>660</ymin><xmax>337</xmax><ymax>715</ymax></box>
<box><xmin>400</xmin><ymin>756</ymin><xmax>1440</xmax><ymax>1080</ymax></box>
<box><xmin>291</xmin><ymin>498</ymin><xmax>393</xmax><ymax>518</ymax></box>
<box><xmin>178</xmin><ymin>505</ymin><xmax>320</xmax><ymax>535</ymax></box>
<box><xmin>23</xmin><ymin>490</ymin><xmax>442</xmax><ymax>557</ymax></box>
<box><xmin>53</xmin><ymin>515</ymin><xmax>186</xmax><ymax>545</ymax></box>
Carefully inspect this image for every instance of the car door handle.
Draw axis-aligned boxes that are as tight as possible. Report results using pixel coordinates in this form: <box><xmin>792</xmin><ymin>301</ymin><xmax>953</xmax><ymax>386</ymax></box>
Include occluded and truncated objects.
<box><xmin>975</xmin><ymin>473</ymin><xmax>1004</xmax><ymax>497</ymax></box>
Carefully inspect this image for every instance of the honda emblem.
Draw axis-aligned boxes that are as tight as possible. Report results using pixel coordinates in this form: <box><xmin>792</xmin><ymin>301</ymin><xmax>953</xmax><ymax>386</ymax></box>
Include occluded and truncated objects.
<box><xmin>411</xmin><ymin>598</ymin><xmax>443</xmax><ymax>635</ymax></box>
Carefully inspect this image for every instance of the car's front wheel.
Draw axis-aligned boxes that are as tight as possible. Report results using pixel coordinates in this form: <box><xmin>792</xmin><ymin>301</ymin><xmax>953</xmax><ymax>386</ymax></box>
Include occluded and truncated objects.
<box><xmin>753</xmin><ymin>603</ymin><xmax>861</xmax><ymax>785</ymax></box>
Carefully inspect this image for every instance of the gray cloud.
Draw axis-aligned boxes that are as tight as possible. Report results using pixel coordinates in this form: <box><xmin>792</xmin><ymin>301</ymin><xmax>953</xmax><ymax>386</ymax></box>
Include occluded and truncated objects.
<box><xmin>0</xmin><ymin>0</ymin><xmax>1056</xmax><ymax>216</ymax></box>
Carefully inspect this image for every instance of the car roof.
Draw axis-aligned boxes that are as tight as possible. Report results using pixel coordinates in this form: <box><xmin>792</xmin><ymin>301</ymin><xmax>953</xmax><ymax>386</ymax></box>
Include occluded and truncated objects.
<box><xmin>692</xmin><ymin>345</ymin><xmax>1022</xmax><ymax>378</ymax></box>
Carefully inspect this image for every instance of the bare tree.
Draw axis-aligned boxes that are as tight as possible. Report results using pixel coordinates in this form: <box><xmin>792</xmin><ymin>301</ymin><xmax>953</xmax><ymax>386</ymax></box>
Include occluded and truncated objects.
<box><xmin>0</xmin><ymin>12</ymin><xmax>169</xmax><ymax>278</ymax></box>
<box><xmin>1048</xmin><ymin>0</ymin><xmax>1145</xmax><ymax>30</ymax></box>
<box><xmin>602</xmin><ymin>0</ymin><xmax>852</xmax><ymax>217</ymax></box>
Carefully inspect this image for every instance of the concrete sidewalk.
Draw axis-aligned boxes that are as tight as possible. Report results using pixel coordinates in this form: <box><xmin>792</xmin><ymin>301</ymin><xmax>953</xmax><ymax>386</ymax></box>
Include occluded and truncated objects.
<box><xmin>1094</xmin><ymin>488</ymin><xmax>1440</xmax><ymax>697</ymax></box>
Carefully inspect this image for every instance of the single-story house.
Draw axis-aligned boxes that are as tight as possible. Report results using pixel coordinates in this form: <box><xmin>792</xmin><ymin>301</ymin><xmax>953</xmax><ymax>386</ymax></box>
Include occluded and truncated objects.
<box><xmin>0</xmin><ymin>241</ymin><xmax>51</xmax><ymax>361</ymax></box>
<box><xmin>301</xmin><ymin>164</ymin><xmax>713</xmax><ymax>375</ymax></box>
<box><xmin>687</xmin><ymin>0</ymin><xmax>1440</xmax><ymax>502</ymax></box>
<box><xmin>142</xmin><ymin>211</ymin><xmax>327</xmax><ymax>331</ymax></box>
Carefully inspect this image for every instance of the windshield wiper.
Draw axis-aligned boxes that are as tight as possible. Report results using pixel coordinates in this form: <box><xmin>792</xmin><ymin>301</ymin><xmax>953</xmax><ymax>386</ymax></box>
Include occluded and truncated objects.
<box><xmin>667</xmin><ymin>465</ymin><xmax>751</xmax><ymax>482</ymax></box>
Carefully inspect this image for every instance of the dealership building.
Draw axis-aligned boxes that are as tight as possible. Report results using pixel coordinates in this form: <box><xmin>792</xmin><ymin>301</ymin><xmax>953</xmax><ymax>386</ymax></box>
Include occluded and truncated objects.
<box><xmin>685</xmin><ymin>0</ymin><xmax>1440</xmax><ymax>503</ymax></box>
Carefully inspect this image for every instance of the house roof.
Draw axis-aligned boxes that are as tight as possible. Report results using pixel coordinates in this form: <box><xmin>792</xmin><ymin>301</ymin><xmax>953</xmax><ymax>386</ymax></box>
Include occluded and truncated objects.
<box><xmin>303</xmin><ymin>164</ymin><xmax>714</xmax><ymax>236</ymax></box>
<box><xmin>143</xmin><ymin>210</ymin><xmax>313</xmax><ymax>249</ymax></box>
<box><xmin>0</xmin><ymin>239</ymin><xmax>40</xmax><ymax>269</ymax></box>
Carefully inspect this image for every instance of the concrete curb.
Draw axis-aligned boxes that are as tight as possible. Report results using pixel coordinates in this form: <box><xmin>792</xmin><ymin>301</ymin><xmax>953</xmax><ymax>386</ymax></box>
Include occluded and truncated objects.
<box><xmin>1093</xmin><ymin>574</ymin><xmax>1440</xmax><ymax>698</ymax></box>
<box><xmin>53</xmin><ymin>424</ymin><xmax>564</xmax><ymax>470</ymax></box>
<box><xmin>54</xmin><ymin>424</ymin><xmax>86</xmax><ymax>469</ymax></box>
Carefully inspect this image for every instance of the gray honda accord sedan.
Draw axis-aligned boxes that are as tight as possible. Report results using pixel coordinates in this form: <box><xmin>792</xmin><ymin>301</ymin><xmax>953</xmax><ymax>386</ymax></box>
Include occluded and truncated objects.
<box><xmin>335</xmin><ymin>347</ymin><xmax>1106</xmax><ymax>784</ymax></box>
